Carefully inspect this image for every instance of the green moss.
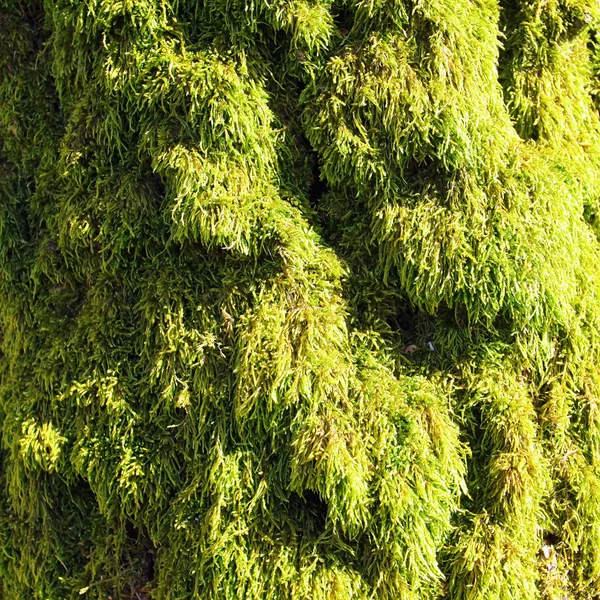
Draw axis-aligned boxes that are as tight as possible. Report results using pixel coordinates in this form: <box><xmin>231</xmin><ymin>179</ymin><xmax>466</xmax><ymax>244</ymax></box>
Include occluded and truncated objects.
<box><xmin>1</xmin><ymin>0</ymin><xmax>600</xmax><ymax>598</ymax></box>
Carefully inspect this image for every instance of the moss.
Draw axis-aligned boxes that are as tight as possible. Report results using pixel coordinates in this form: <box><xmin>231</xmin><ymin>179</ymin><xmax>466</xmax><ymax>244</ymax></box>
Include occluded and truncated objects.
<box><xmin>1</xmin><ymin>0</ymin><xmax>600</xmax><ymax>598</ymax></box>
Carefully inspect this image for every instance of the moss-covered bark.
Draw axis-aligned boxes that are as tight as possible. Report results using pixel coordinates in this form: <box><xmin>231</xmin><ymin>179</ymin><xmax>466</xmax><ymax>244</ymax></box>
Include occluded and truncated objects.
<box><xmin>1</xmin><ymin>0</ymin><xmax>600</xmax><ymax>598</ymax></box>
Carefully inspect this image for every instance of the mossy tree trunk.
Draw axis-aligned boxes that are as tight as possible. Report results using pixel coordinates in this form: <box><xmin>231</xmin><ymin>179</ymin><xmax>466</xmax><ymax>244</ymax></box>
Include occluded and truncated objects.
<box><xmin>2</xmin><ymin>0</ymin><xmax>600</xmax><ymax>598</ymax></box>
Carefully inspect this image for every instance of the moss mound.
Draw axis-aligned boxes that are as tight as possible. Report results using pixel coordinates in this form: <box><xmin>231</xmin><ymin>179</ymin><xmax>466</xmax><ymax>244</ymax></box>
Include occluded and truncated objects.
<box><xmin>2</xmin><ymin>0</ymin><xmax>600</xmax><ymax>598</ymax></box>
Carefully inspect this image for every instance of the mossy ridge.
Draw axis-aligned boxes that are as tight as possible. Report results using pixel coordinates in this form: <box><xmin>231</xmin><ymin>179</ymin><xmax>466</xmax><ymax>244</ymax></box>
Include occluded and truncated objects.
<box><xmin>1</xmin><ymin>0</ymin><xmax>600</xmax><ymax>598</ymax></box>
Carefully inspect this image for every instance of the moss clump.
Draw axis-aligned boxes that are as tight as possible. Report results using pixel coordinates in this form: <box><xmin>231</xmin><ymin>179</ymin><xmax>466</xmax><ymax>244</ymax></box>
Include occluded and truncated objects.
<box><xmin>1</xmin><ymin>0</ymin><xmax>600</xmax><ymax>598</ymax></box>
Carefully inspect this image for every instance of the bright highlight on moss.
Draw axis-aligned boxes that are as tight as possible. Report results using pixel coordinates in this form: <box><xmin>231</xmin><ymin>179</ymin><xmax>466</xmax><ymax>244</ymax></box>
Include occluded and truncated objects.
<box><xmin>1</xmin><ymin>0</ymin><xmax>600</xmax><ymax>598</ymax></box>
